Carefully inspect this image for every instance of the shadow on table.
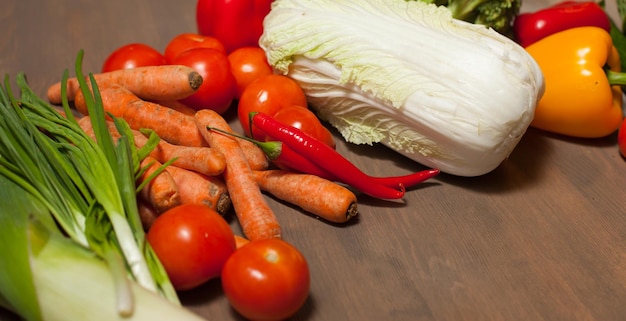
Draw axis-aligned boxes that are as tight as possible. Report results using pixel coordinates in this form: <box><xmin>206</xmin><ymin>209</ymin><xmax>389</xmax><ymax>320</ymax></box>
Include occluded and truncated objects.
<box><xmin>179</xmin><ymin>277</ymin><xmax>317</xmax><ymax>321</ymax></box>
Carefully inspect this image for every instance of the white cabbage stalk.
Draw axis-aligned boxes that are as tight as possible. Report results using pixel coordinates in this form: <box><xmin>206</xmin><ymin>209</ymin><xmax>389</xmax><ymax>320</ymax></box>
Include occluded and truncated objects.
<box><xmin>260</xmin><ymin>0</ymin><xmax>545</xmax><ymax>176</ymax></box>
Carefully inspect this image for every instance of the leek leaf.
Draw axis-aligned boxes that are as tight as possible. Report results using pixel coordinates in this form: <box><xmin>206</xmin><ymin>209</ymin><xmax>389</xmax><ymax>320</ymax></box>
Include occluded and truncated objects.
<box><xmin>0</xmin><ymin>171</ymin><xmax>51</xmax><ymax>321</ymax></box>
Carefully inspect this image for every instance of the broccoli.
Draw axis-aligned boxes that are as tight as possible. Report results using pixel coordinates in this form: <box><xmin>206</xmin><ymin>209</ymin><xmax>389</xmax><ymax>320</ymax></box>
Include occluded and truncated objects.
<box><xmin>408</xmin><ymin>0</ymin><xmax>521</xmax><ymax>38</ymax></box>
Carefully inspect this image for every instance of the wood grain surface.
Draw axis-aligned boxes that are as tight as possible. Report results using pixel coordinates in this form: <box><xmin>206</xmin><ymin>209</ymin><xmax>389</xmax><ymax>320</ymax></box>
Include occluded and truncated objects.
<box><xmin>1</xmin><ymin>0</ymin><xmax>625</xmax><ymax>320</ymax></box>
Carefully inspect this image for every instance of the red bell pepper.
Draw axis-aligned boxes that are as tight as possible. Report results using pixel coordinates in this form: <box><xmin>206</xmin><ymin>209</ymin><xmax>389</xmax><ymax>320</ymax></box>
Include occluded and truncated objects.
<box><xmin>196</xmin><ymin>0</ymin><xmax>273</xmax><ymax>53</ymax></box>
<box><xmin>513</xmin><ymin>1</ymin><xmax>611</xmax><ymax>48</ymax></box>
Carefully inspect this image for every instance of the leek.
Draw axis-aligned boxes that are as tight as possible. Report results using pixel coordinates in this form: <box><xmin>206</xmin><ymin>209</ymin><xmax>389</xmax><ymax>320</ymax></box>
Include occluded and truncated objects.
<box><xmin>0</xmin><ymin>175</ymin><xmax>206</xmax><ymax>321</ymax></box>
<box><xmin>0</xmin><ymin>51</ymin><xmax>194</xmax><ymax>319</ymax></box>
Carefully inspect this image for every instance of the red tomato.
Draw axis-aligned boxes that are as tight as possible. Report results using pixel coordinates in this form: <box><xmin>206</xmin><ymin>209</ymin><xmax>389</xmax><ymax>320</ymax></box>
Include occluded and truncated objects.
<box><xmin>173</xmin><ymin>47</ymin><xmax>237</xmax><ymax>114</ymax></box>
<box><xmin>164</xmin><ymin>33</ymin><xmax>226</xmax><ymax>64</ymax></box>
<box><xmin>618</xmin><ymin>118</ymin><xmax>626</xmax><ymax>158</ymax></box>
<box><xmin>147</xmin><ymin>204</ymin><xmax>236</xmax><ymax>291</ymax></box>
<box><xmin>238</xmin><ymin>74</ymin><xmax>308</xmax><ymax>139</ymax></box>
<box><xmin>101</xmin><ymin>43</ymin><xmax>166</xmax><ymax>73</ymax></box>
<box><xmin>228</xmin><ymin>47</ymin><xmax>273</xmax><ymax>99</ymax></box>
<box><xmin>221</xmin><ymin>239</ymin><xmax>310</xmax><ymax>321</ymax></box>
<box><xmin>272</xmin><ymin>105</ymin><xmax>336</xmax><ymax>148</ymax></box>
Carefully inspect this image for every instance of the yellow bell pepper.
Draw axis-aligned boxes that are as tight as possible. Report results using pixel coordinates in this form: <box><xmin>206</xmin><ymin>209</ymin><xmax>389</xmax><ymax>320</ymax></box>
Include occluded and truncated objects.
<box><xmin>525</xmin><ymin>26</ymin><xmax>624</xmax><ymax>138</ymax></box>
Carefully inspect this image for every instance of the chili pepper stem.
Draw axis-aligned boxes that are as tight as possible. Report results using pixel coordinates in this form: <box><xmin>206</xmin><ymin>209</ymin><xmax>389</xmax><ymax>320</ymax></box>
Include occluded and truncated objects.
<box><xmin>205</xmin><ymin>126</ymin><xmax>282</xmax><ymax>160</ymax></box>
<box><xmin>606</xmin><ymin>70</ymin><xmax>626</xmax><ymax>86</ymax></box>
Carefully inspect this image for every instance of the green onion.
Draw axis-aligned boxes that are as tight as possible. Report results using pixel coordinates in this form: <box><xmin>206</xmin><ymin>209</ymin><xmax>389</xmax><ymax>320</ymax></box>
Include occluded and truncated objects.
<box><xmin>0</xmin><ymin>174</ymin><xmax>205</xmax><ymax>321</ymax></box>
<box><xmin>0</xmin><ymin>50</ymin><xmax>188</xmax><ymax>319</ymax></box>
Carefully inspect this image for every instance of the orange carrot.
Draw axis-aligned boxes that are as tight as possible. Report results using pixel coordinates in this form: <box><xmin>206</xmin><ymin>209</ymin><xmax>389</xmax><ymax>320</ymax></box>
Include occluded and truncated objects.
<box><xmin>77</xmin><ymin>115</ymin><xmax>104</xmax><ymax>140</ymax></box>
<box><xmin>137</xmin><ymin>199</ymin><xmax>160</xmax><ymax>231</ymax></box>
<box><xmin>198</xmin><ymin>116</ymin><xmax>268</xmax><ymax>171</ymax></box>
<box><xmin>72</xmin><ymin>88</ymin><xmax>90</xmax><ymax>116</ymax></box>
<box><xmin>192</xmin><ymin>112</ymin><xmax>268</xmax><ymax>171</ymax></box>
<box><xmin>253</xmin><ymin>170</ymin><xmax>358</xmax><ymax>223</ymax></box>
<box><xmin>47</xmin><ymin>65</ymin><xmax>203</xmax><ymax>104</ymax></box>
<box><xmin>238</xmin><ymin>137</ymin><xmax>269</xmax><ymax>171</ymax></box>
<box><xmin>74</xmin><ymin>84</ymin><xmax>208</xmax><ymax>147</ymax></box>
<box><xmin>78</xmin><ymin>116</ymin><xmax>182</xmax><ymax>214</ymax></box>
<box><xmin>194</xmin><ymin>109</ymin><xmax>281</xmax><ymax>240</ymax></box>
<box><xmin>234</xmin><ymin>235</ymin><xmax>250</xmax><ymax>249</ymax></box>
<box><xmin>132</xmin><ymin>128</ymin><xmax>226</xmax><ymax>177</ymax></box>
<box><xmin>152</xmin><ymin>100</ymin><xmax>197</xmax><ymax>116</ymax></box>
<box><xmin>165</xmin><ymin>165</ymin><xmax>231</xmax><ymax>215</ymax></box>
<box><xmin>76</xmin><ymin>85</ymin><xmax>264</xmax><ymax>171</ymax></box>
<box><xmin>78</xmin><ymin>115</ymin><xmax>226</xmax><ymax>176</ymax></box>
<box><xmin>138</xmin><ymin>156</ymin><xmax>182</xmax><ymax>214</ymax></box>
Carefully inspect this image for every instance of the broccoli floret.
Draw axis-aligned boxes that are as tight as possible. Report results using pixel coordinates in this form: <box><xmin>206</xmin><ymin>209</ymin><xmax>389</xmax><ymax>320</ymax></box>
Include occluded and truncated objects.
<box><xmin>408</xmin><ymin>0</ymin><xmax>521</xmax><ymax>38</ymax></box>
<box><xmin>448</xmin><ymin>0</ymin><xmax>521</xmax><ymax>36</ymax></box>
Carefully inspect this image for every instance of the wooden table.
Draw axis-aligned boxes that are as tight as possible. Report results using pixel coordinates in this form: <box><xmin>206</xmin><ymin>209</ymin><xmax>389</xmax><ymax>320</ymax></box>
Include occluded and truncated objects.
<box><xmin>2</xmin><ymin>0</ymin><xmax>626</xmax><ymax>320</ymax></box>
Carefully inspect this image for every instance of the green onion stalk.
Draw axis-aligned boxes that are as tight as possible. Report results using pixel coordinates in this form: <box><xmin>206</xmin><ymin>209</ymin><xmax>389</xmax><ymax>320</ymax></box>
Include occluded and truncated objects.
<box><xmin>0</xmin><ymin>50</ymin><xmax>198</xmax><ymax>320</ymax></box>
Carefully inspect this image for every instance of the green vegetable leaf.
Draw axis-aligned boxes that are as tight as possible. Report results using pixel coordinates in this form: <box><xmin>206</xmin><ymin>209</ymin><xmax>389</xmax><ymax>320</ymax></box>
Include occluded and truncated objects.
<box><xmin>0</xmin><ymin>173</ymin><xmax>51</xmax><ymax>321</ymax></box>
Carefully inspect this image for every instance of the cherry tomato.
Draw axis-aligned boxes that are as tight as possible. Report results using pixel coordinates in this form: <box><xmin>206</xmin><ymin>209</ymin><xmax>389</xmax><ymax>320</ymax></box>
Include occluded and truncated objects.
<box><xmin>164</xmin><ymin>33</ymin><xmax>226</xmax><ymax>64</ymax></box>
<box><xmin>173</xmin><ymin>47</ymin><xmax>237</xmax><ymax>114</ymax></box>
<box><xmin>238</xmin><ymin>74</ymin><xmax>307</xmax><ymax>139</ymax></box>
<box><xmin>272</xmin><ymin>105</ymin><xmax>335</xmax><ymax>148</ymax></box>
<box><xmin>228</xmin><ymin>47</ymin><xmax>273</xmax><ymax>99</ymax></box>
<box><xmin>147</xmin><ymin>204</ymin><xmax>236</xmax><ymax>291</ymax></box>
<box><xmin>221</xmin><ymin>239</ymin><xmax>310</xmax><ymax>321</ymax></box>
<box><xmin>101</xmin><ymin>43</ymin><xmax>166</xmax><ymax>73</ymax></box>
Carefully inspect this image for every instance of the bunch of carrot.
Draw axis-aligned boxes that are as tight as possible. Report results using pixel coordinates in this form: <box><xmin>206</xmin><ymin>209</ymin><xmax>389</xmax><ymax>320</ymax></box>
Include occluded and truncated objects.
<box><xmin>47</xmin><ymin>65</ymin><xmax>359</xmax><ymax>241</ymax></box>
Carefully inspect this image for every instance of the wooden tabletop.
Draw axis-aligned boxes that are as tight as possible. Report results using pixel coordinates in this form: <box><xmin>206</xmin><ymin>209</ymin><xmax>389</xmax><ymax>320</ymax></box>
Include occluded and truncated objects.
<box><xmin>2</xmin><ymin>0</ymin><xmax>626</xmax><ymax>320</ymax></box>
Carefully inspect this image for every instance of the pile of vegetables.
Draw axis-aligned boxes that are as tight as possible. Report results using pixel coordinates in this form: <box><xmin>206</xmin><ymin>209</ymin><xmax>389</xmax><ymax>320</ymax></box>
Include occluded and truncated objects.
<box><xmin>2</xmin><ymin>47</ymin><xmax>318</xmax><ymax>319</ymax></box>
<box><xmin>5</xmin><ymin>17</ymin><xmax>438</xmax><ymax>319</ymax></box>
<box><xmin>8</xmin><ymin>0</ymin><xmax>626</xmax><ymax>320</ymax></box>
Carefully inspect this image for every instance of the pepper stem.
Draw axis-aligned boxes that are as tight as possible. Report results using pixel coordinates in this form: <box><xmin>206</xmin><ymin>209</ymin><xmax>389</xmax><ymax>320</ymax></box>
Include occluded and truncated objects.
<box><xmin>606</xmin><ymin>70</ymin><xmax>626</xmax><ymax>86</ymax></box>
<box><xmin>205</xmin><ymin>126</ymin><xmax>282</xmax><ymax>160</ymax></box>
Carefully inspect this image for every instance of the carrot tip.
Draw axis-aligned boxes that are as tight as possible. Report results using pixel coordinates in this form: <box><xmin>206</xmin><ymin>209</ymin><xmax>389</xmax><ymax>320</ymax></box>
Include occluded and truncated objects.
<box><xmin>188</xmin><ymin>71</ymin><xmax>203</xmax><ymax>91</ymax></box>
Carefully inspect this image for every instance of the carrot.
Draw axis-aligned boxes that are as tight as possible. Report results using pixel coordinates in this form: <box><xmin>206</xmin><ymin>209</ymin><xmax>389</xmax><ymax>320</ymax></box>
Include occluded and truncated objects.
<box><xmin>138</xmin><ymin>156</ymin><xmax>182</xmax><ymax>214</ymax></box>
<box><xmin>137</xmin><ymin>199</ymin><xmax>160</xmax><ymax>231</ymax></box>
<box><xmin>234</xmin><ymin>235</ymin><xmax>250</xmax><ymax>249</ymax></box>
<box><xmin>74</xmin><ymin>84</ymin><xmax>208</xmax><ymax>147</ymax></box>
<box><xmin>253</xmin><ymin>169</ymin><xmax>358</xmax><ymax>223</ymax></box>
<box><xmin>238</xmin><ymin>137</ymin><xmax>269</xmax><ymax>171</ymax></box>
<box><xmin>165</xmin><ymin>165</ymin><xmax>231</xmax><ymax>215</ymax></box>
<box><xmin>77</xmin><ymin>115</ymin><xmax>103</xmax><ymax>140</ymax></box>
<box><xmin>199</xmin><ymin>117</ymin><xmax>268</xmax><ymax>171</ymax></box>
<box><xmin>152</xmin><ymin>100</ymin><xmax>197</xmax><ymax>116</ymax></box>
<box><xmin>78</xmin><ymin>115</ymin><xmax>226</xmax><ymax>176</ymax></box>
<box><xmin>79</xmin><ymin>116</ymin><xmax>183</xmax><ymax>214</ymax></box>
<box><xmin>47</xmin><ymin>65</ymin><xmax>203</xmax><ymax>104</ymax></box>
<box><xmin>76</xmin><ymin>84</ymin><xmax>264</xmax><ymax>171</ymax></box>
<box><xmin>133</xmin><ymin>128</ymin><xmax>226</xmax><ymax>177</ymax></box>
<box><xmin>194</xmin><ymin>109</ymin><xmax>281</xmax><ymax>240</ymax></box>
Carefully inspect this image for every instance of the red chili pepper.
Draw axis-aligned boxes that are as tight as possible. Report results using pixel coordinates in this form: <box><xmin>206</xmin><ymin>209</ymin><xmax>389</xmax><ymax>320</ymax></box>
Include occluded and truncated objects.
<box><xmin>371</xmin><ymin>169</ymin><xmax>440</xmax><ymax>188</ymax></box>
<box><xmin>268</xmin><ymin>140</ymin><xmax>440</xmax><ymax>189</ymax></box>
<box><xmin>195</xmin><ymin>0</ymin><xmax>272</xmax><ymax>53</ymax></box>
<box><xmin>513</xmin><ymin>1</ymin><xmax>611</xmax><ymax>48</ymax></box>
<box><xmin>250</xmin><ymin>112</ymin><xmax>440</xmax><ymax>199</ymax></box>
<box><xmin>207</xmin><ymin>119</ymin><xmax>439</xmax><ymax>196</ymax></box>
